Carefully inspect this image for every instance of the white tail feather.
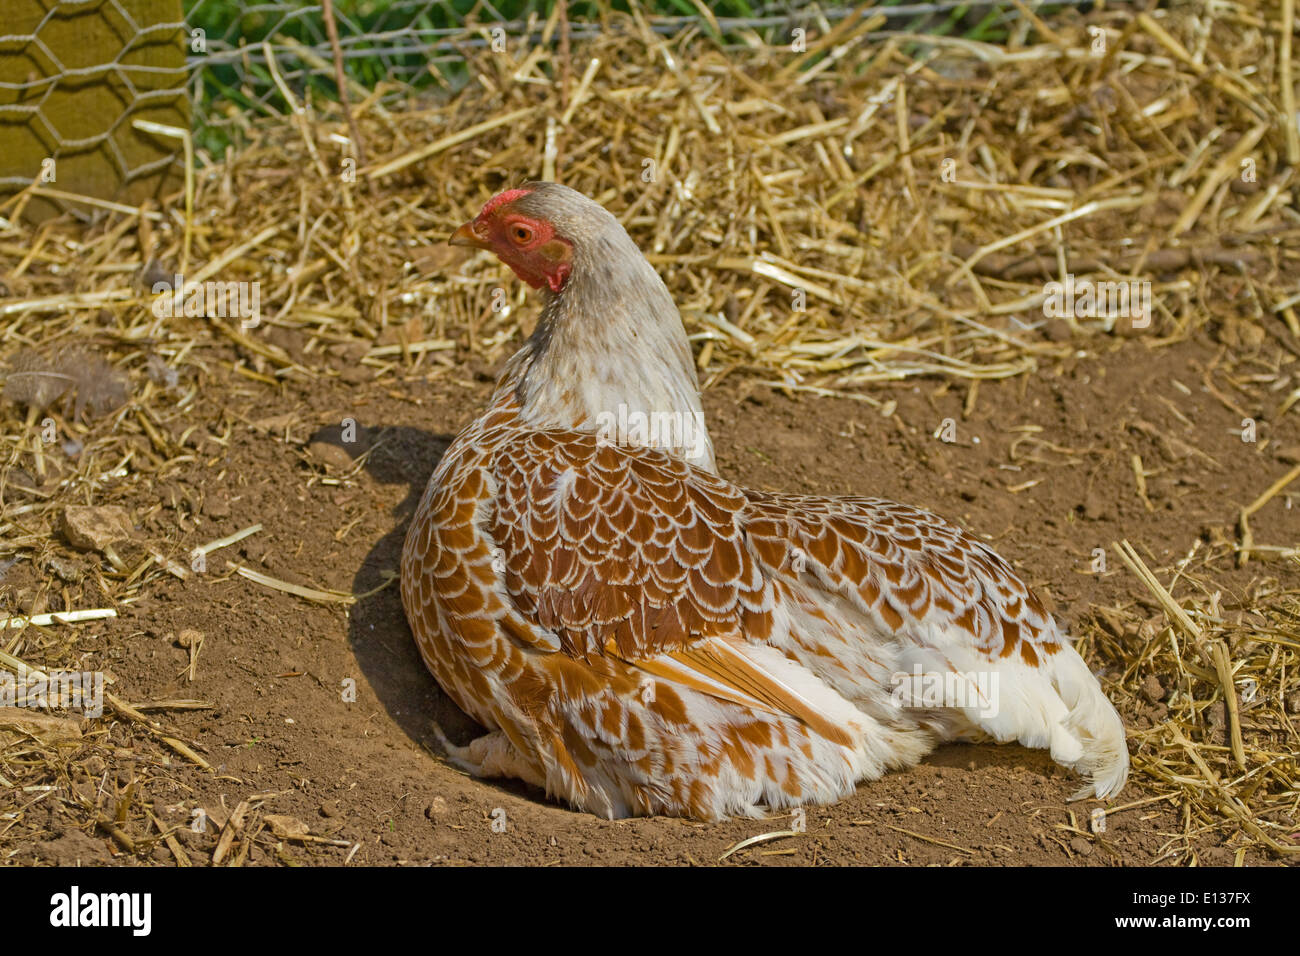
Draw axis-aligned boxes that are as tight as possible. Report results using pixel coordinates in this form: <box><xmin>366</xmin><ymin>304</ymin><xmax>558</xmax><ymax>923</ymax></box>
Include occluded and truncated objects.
<box><xmin>1047</xmin><ymin>644</ymin><xmax>1130</xmax><ymax>799</ymax></box>
<box><xmin>898</xmin><ymin>636</ymin><xmax>1129</xmax><ymax>800</ymax></box>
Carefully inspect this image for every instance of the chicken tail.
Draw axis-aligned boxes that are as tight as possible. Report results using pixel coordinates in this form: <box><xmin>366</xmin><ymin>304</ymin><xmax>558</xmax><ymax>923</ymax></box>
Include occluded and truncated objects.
<box><xmin>1042</xmin><ymin>641</ymin><xmax>1130</xmax><ymax>800</ymax></box>
<box><xmin>897</xmin><ymin>636</ymin><xmax>1129</xmax><ymax>800</ymax></box>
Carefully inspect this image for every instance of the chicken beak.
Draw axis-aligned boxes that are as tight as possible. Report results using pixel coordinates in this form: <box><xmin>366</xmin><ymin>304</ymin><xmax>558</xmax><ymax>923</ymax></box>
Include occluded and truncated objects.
<box><xmin>449</xmin><ymin>220</ymin><xmax>490</xmax><ymax>249</ymax></box>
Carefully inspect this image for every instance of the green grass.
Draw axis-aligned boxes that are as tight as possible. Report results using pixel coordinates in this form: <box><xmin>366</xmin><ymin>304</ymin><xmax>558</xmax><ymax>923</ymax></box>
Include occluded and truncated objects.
<box><xmin>184</xmin><ymin>1</ymin><xmax>1073</xmax><ymax>157</ymax></box>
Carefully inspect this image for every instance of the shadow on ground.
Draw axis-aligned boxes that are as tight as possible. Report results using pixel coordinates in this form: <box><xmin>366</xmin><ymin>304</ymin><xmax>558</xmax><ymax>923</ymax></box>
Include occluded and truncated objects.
<box><xmin>340</xmin><ymin>421</ymin><xmax>546</xmax><ymax>808</ymax></box>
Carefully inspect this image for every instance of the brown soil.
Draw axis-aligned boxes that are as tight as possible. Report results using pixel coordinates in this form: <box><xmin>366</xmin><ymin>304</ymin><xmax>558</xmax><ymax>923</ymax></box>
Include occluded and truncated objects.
<box><xmin>3</xmin><ymin>330</ymin><xmax>1298</xmax><ymax>867</ymax></box>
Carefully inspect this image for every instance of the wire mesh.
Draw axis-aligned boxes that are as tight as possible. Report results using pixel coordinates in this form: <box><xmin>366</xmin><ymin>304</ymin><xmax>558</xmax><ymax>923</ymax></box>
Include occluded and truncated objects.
<box><xmin>1</xmin><ymin>0</ymin><xmax>1101</xmax><ymax>217</ymax></box>
<box><xmin>0</xmin><ymin>0</ymin><xmax>188</xmax><ymax>218</ymax></box>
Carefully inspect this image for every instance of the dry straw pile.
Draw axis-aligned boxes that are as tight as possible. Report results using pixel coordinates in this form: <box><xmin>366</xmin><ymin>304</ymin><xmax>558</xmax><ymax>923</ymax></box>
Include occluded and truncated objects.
<box><xmin>0</xmin><ymin>2</ymin><xmax>1297</xmax><ymax>862</ymax></box>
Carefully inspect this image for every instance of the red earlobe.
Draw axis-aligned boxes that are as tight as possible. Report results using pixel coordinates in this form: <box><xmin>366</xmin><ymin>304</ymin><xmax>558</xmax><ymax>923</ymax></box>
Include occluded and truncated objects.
<box><xmin>547</xmin><ymin>263</ymin><xmax>572</xmax><ymax>293</ymax></box>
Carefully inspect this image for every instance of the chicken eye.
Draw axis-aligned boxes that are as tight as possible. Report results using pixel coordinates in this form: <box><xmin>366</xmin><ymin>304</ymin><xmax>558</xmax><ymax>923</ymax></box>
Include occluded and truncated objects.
<box><xmin>511</xmin><ymin>224</ymin><xmax>534</xmax><ymax>244</ymax></box>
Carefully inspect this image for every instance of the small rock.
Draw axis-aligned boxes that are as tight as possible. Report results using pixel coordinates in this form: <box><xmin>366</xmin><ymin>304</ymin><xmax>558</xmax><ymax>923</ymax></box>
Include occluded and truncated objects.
<box><xmin>201</xmin><ymin>805</ymin><xmax>229</xmax><ymax>831</ymax></box>
<box><xmin>307</xmin><ymin>440</ymin><xmax>356</xmax><ymax>472</ymax></box>
<box><xmin>327</xmin><ymin>342</ymin><xmax>369</xmax><ymax>366</ymax></box>
<box><xmin>240</xmin><ymin>538</ymin><xmax>268</xmax><ymax>565</ymax></box>
<box><xmin>264</xmin><ymin>327</ymin><xmax>307</xmax><ymax>364</ymax></box>
<box><xmin>1216</xmin><ymin>319</ymin><xmax>1264</xmax><ymax>349</ymax></box>
<box><xmin>1113</xmin><ymin>314</ymin><xmax>1149</xmax><ymax>337</ymax></box>
<box><xmin>338</xmin><ymin>365</ymin><xmax>375</xmax><ymax>385</ymax></box>
<box><xmin>319</xmin><ymin>802</ymin><xmax>341</xmax><ymax>819</ymax></box>
<box><xmin>1042</xmin><ymin>318</ymin><xmax>1072</xmax><ymax>342</ymax></box>
<box><xmin>1276</xmin><ymin>445</ymin><xmax>1300</xmax><ymax>466</ymax></box>
<box><xmin>1070</xmin><ymin>837</ymin><xmax>1094</xmax><ymax>857</ymax></box>
<box><xmin>202</xmin><ymin>493</ymin><xmax>231</xmax><ymax>519</ymax></box>
<box><xmin>1140</xmin><ymin>673</ymin><xmax>1166</xmax><ymax>704</ymax></box>
<box><xmin>425</xmin><ymin>796</ymin><xmax>450</xmax><ymax>819</ymax></box>
<box><xmin>308</xmin><ymin>421</ymin><xmax>370</xmax><ymax>469</ymax></box>
<box><xmin>60</xmin><ymin>505</ymin><xmax>133</xmax><ymax>552</ymax></box>
<box><xmin>264</xmin><ymin>814</ymin><xmax>310</xmax><ymax>840</ymax></box>
<box><xmin>175</xmin><ymin>629</ymin><xmax>203</xmax><ymax>649</ymax></box>
<box><xmin>1080</xmin><ymin>490</ymin><xmax>1114</xmax><ymax>521</ymax></box>
<box><xmin>1237</xmin><ymin>321</ymin><xmax>1266</xmax><ymax>348</ymax></box>
<box><xmin>722</xmin><ymin>293</ymin><xmax>740</xmax><ymax>324</ymax></box>
<box><xmin>44</xmin><ymin>554</ymin><xmax>84</xmax><ymax>584</ymax></box>
<box><xmin>139</xmin><ymin>258</ymin><xmax>174</xmax><ymax>290</ymax></box>
<box><xmin>249</xmin><ymin>413</ymin><xmax>298</xmax><ymax>435</ymax></box>
<box><xmin>1208</xmin><ymin>699</ymin><xmax>1227</xmax><ymax>734</ymax></box>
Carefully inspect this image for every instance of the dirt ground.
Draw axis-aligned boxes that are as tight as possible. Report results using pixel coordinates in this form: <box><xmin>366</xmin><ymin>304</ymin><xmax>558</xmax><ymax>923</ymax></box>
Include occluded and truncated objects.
<box><xmin>3</xmin><ymin>321</ymin><xmax>1297</xmax><ymax>866</ymax></box>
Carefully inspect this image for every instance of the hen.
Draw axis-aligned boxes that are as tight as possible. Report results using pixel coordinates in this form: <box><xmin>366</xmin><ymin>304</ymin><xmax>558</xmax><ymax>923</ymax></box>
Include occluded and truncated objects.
<box><xmin>401</xmin><ymin>182</ymin><xmax>1129</xmax><ymax>820</ymax></box>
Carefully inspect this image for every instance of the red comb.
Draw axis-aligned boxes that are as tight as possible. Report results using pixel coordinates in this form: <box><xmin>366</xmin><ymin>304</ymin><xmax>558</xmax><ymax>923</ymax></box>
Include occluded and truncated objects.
<box><xmin>478</xmin><ymin>187</ymin><xmax>533</xmax><ymax>218</ymax></box>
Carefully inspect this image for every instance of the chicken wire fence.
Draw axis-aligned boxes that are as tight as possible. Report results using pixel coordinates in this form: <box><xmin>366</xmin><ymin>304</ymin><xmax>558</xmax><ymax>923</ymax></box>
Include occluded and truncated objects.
<box><xmin>181</xmin><ymin>0</ymin><xmax>1094</xmax><ymax>147</ymax></box>
<box><xmin>0</xmin><ymin>0</ymin><xmax>1111</xmax><ymax>218</ymax></box>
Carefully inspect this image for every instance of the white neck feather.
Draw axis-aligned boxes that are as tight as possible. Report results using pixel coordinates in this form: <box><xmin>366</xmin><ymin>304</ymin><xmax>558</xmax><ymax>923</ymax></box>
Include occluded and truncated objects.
<box><xmin>507</xmin><ymin>220</ymin><xmax>716</xmax><ymax>473</ymax></box>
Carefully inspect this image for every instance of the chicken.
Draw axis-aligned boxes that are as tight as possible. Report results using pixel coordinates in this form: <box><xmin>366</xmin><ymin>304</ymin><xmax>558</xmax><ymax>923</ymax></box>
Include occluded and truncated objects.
<box><xmin>400</xmin><ymin>182</ymin><xmax>1129</xmax><ymax>820</ymax></box>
